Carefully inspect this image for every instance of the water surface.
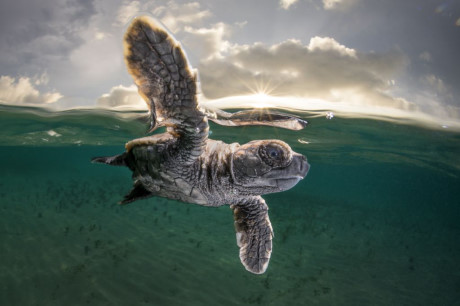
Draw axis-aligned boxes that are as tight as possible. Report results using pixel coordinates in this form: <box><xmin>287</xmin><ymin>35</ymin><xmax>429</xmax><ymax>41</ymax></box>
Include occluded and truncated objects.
<box><xmin>1</xmin><ymin>105</ymin><xmax>459</xmax><ymax>305</ymax></box>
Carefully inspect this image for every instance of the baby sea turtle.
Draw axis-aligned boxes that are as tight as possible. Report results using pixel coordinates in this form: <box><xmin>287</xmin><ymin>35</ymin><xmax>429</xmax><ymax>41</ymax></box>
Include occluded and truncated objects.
<box><xmin>92</xmin><ymin>16</ymin><xmax>310</xmax><ymax>274</ymax></box>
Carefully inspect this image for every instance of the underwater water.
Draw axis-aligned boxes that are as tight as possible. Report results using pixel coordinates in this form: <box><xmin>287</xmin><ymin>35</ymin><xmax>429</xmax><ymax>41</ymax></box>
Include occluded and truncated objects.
<box><xmin>0</xmin><ymin>104</ymin><xmax>459</xmax><ymax>306</ymax></box>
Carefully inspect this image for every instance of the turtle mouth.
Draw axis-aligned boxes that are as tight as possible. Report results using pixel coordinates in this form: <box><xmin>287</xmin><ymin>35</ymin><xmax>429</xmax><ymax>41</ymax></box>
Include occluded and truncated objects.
<box><xmin>270</xmin><ymin>154</ymin><xmax>310</xmax><ymax>191</ymax></box>
<box><xmin>275</xmin><ymin>177</ymin><xmax>302</xmax><ymax>190</ymax></box>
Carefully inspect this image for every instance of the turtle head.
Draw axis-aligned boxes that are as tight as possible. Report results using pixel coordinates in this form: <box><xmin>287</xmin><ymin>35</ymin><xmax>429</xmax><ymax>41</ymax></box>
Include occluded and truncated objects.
<box><xmin>231</xmin><ymin>140</ymin><xmax>309</xmax><ymax>195</ymax></box>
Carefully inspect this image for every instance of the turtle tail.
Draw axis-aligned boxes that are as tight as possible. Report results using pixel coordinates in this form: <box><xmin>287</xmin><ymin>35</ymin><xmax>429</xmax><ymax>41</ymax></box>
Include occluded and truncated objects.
<box><xmin>91</xmin><ymin>153</ymin><xmax>128</xmax><ymax>167</ymax></box>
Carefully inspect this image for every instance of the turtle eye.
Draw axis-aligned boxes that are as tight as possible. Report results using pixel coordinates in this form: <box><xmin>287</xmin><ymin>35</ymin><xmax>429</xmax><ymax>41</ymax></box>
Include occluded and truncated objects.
<box><xmin>267</xmin><ymin>146</ymin><xmax>281</xmax><ymax>159</ymax></box>
<box><xmin>259</xmin><ymin>143</ymin><xmax>290</xmax><ymax>167</ymax></box>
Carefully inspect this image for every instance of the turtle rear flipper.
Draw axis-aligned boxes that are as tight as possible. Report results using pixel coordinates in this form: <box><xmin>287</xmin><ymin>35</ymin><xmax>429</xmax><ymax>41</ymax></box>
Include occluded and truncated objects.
<box><xmin>119</xmin><ymin>181</ymin><xmax>154</xmax><ymax>205</ymax></box>
<box><xmin>208</xmin><ymin>108</ymin><xmax>308</xmax><ymax>131</ymax></box>
<box><xmin>91</xmin><ymin>153</ymin><xmax>127</xmax><ymax>166</ymax></box>
<box><xmin>231</xmin><ymin>196</ymin><xmax>273</xmax><ymax>274</ymax></box>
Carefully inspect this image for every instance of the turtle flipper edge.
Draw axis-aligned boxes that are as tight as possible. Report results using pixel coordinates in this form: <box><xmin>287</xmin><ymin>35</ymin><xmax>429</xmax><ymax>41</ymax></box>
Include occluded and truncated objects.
<box><xmin>207</xmin><ymin>108</ymin><xmax>308</xmax><ymax>131</ymax></box>
<box><xmin>231</xmin><ymin>196</ymin><xmax>274</xmax><ymax>274</ymax></box>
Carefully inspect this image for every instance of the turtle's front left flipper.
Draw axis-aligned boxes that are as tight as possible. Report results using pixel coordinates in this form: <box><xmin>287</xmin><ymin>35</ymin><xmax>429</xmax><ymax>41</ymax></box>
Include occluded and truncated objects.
<box><xmin>124</xmin><ymin>16</ymin><xmax>208</xmax><ymax>162</ymax></box>
<box><xmin>231</xmin><ymin>196</ymin><xmax>274</xmax><ymax>274</ymax></box>
<box><xmin>208</xmin><ymin>108</ymin><xmax>308</xmax><ymax>131</ymax></box>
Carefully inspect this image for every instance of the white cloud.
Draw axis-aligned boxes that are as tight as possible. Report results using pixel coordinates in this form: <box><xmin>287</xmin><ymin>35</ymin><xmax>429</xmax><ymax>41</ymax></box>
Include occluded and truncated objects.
<box><xmin>68</xmin><ymin>31</ymin><xmax>123</xmax><ymax>83</ymax></box>
<box><xmin>322</xmin><ymin>0</ymin><xmax>358</xmax><ymax>10</ymax></box>
<box><xmin>308</xmin><ymin>36</ymin><xmax>357</xmax><ymax>57</ymax></box>
<box><xmin>97</xmin><ymin>84</ymin><xmax>145</xmax><ymax>109</ymax></box>
<box><xmin>153</xmin><ymin>1</ymin><xmax>211</xmax><ymax>33</ymax></box>
<box><xmin>280</xmin><ymin>0</ymin><xmax>298</xmax><ymax>10</ymax></box>
<box><xmin>34</xmin><ymin>72</ymin><xmax>50</xmax><ymax>86</ymax></box>
<box><xmin>116</xmin><ymin>0</ymin><xmax>140</xmax><ymax>26</ymax></box>
<box><xmin>0</xmin><ymin>75</ymin><xmax>62</xmax><ymax>104</ymax></box>
<box><xmin>197</xmin><ymin>36</ymin><xmax>414</xmax><ymax>114</ymax></box>
<box><xmin>183</xmin><ymin>23</ymin><xmax>232</xmax><ymax>60</ymax></box>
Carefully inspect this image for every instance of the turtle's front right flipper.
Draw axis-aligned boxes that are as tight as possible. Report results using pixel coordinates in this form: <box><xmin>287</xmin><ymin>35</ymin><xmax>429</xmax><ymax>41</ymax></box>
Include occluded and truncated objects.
<box><xmin>231</xmin><ymin>196</ymin><xmax>273</xmax><ymax>274</ymax></box>
<box><xmin>208</xmin><ymin>108</ymin><xmax>308</xmax><ymax>131</ymax></box>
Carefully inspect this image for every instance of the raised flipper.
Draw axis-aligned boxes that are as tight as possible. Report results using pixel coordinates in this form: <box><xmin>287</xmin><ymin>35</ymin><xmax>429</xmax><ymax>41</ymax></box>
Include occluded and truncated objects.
<box><xmin>206</xmin><ymin>108</ymin><xmax>308</xmax><ymax>131</ymax></box>
<box><xmin>231</xmin><ymin>196</ymin><xmax>274</xmax><ymax>274</ymax></box>
<box><xmin>124</xmin><ymin>16</ymin><xmax>208</xmax><ymax>163</ymax></box>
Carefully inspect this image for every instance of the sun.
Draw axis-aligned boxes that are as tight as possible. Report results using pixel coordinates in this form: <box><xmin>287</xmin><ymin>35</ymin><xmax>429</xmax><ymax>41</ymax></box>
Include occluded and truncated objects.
<box><xmin>248</xmin><ymin>92</ymin><xmax>274</xmax><ymax>108</ymax></box>
<box><xmin>242</xmin><ymin>77</ymin><xmax>279</xmax><ymax>108</ymax></box>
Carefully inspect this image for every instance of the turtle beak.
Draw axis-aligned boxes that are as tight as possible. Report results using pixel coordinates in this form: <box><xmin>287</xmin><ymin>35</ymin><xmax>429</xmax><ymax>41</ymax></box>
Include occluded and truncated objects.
<box><xmin>269</xmin><ymin>154</ymin><xmax>309</xmax><ymax>191</ymax></box>
<box><xmin>296</xmin><ymin>154</ymin><xmax>310</xmax><ymax>179</ymax></box>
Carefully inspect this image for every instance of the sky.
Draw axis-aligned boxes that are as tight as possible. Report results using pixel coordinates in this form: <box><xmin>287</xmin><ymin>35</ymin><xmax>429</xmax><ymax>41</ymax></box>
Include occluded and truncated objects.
<box><xmin>0</xmin><ymin>0</ymin><xmax>459</xmax><ymax>127</ymax></box>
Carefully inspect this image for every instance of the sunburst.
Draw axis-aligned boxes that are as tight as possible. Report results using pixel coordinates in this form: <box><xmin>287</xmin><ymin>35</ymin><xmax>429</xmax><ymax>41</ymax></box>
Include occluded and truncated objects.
<box><xmin>242</xmin><ymin>77</ymin><xmax>280</xmax><ymax>108</ymax></box>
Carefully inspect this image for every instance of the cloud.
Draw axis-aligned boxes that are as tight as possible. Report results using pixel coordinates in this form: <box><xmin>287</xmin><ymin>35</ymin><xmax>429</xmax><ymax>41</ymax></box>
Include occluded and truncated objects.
<box><xmin>153</xmin><ymin>1</ymin><xmax>212</xmax><ymax>33</ymax></box>
<box><xmin>197</xmin><ymin>36</ymin><xmax>412</xmax><ymax>113</ymax></box>
<box><xmin>419</xmin><ymin>51</ymin><xmax>432</xmax><ymax>62</ymax></box>
<box><xmin>322</xmin><ymin>0</ymin><xmax>358</xmax><ymax>10</ymax></box>
<box><xmin>97</xmin><ymin>84</ymin><xmax>145</xmax><ymax>109</ymax></box>
<box><xmin>422</xmin><ymin>74</ymin><xmax>449</xmax><ymax>96</ymax></box>
<box><xmin>416</xmin><ymin>74</ymin><xmax>455</xmax><ymax>118</ymax></box>
<box><xmin>0</xmin><ymin>75</ymin><xmax>62</xmax><ymax>104</ymax></box>
<box><xmin>116</xmin><ymin>0</ymin><xmax>141</xmax><ymax>26</ymax></box>
<box><xmin>0</xmin><ymin>0</ymin><xmax>95</xmax><ymax>77</ymax></box>
<box><xmin>183</xmin><ymin>23</ymin><xmax>233</xmax><ymax>60</ymax></box>
<box><xmin>279</xmin><ymin>0</ymin><xmax>298</xmax><ymax>10</ymax></box>
<box><xmin>308</xmin><ymin>36</ymin><xmax>356</xmax><ymax>57</ymax></box>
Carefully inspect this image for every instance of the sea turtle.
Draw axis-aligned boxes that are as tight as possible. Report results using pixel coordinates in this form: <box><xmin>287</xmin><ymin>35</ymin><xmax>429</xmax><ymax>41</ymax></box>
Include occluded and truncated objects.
<box><xmin>92</xmin><ymin>16</ymin><xmax>310</xmax><ymax>274</ymax></box>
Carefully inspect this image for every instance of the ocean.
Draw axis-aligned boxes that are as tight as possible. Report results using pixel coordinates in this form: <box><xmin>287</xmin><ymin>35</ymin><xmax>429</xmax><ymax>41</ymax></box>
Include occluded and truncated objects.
<box><xmin>1</xmin><ymin>104</ymin><xmax>459</xmax><ymax>305</ymax></box>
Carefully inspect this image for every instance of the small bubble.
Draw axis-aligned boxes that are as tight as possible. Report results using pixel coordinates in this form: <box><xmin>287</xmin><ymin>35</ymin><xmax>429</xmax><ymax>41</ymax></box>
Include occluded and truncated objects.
<box><xmin>326</xmin><ymin>112</ymin><xmax>334</xmax><ymax>120</ymax></box>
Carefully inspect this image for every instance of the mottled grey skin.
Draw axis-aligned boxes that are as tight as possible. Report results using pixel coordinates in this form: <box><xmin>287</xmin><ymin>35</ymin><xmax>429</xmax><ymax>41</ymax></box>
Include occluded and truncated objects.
<box><xmin>92</xmin><ymin>16</ymin><xmax>309</xmax><ymax>274</ymax></box>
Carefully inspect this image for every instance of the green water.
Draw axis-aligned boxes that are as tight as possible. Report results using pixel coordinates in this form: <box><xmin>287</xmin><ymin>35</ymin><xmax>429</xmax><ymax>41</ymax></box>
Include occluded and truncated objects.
<box><xmin>1</xmin><ymin>105</ymin><xmax>459</xmax><ymax>305</ymax></box>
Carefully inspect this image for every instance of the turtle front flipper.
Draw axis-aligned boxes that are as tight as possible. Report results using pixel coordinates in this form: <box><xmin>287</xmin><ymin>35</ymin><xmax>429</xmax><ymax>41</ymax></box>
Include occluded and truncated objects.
<box><xmin>208</xmin><ymin>108</ymin><xmax>308</xmax><ymax>131</ymax></box>
<box><xmin>124</xmin><ymin>16</ymin><xmax>208</xmax><ymax>163</ymax></box>
<box><xmin>231</xmin><ymin>196</ymin><xmax>274</xmax><ymax>274</ymax></box>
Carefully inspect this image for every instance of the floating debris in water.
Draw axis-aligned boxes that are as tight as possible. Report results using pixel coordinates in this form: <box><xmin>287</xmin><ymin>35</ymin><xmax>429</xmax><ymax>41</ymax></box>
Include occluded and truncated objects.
<box><xmin>47</xmin><ymin>130</ymin><xmax>62</xmax><ymax>137</ymax></box>
<box><xmin>326</xmin><ymin>112</ymin><xmax>334</xmax><ymax>120</ymax></box>
<box><xmin>298</xmin><ymin>138</ymin><xmax>310</xmax><ymax>144</ymax></box>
